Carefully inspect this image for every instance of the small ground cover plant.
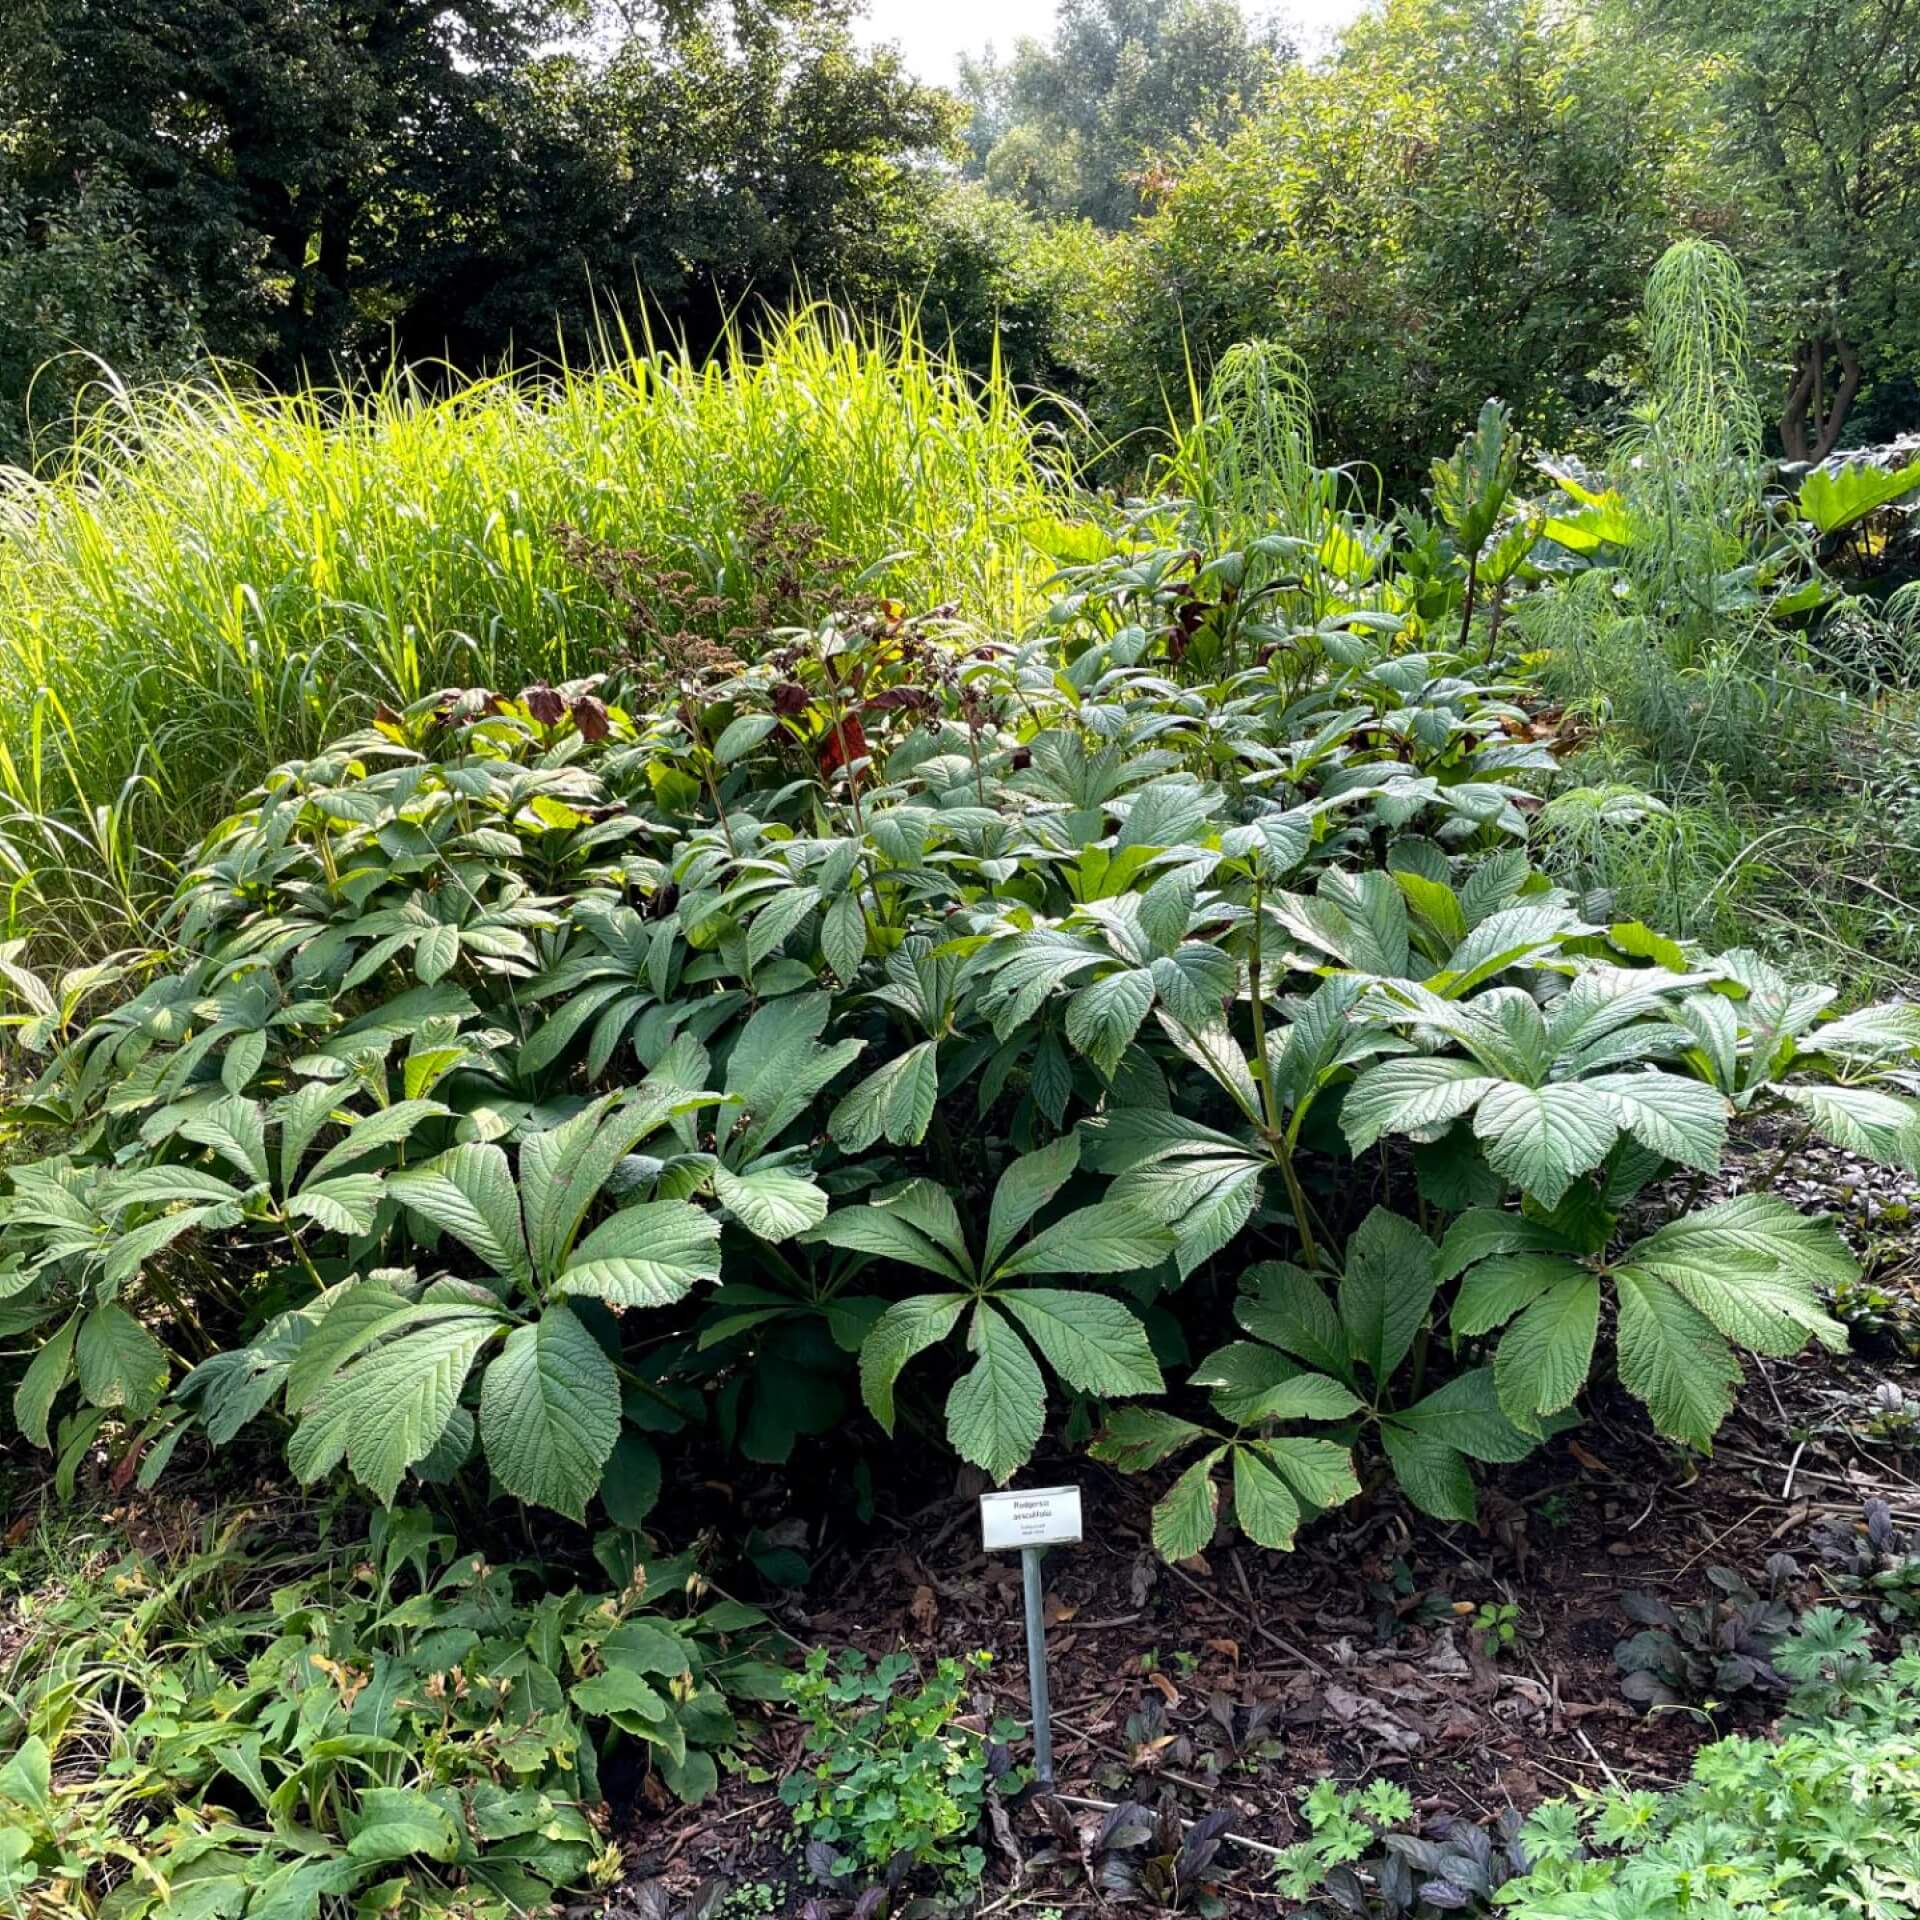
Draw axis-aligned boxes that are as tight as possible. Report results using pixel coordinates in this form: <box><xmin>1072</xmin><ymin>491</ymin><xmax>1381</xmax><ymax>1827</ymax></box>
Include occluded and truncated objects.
<box><xmin>0</xmin><ymin>1502</ymin><xmax>783</xmax><ymax>1918</ymax></box>
<box><xmin>779</xmin><ymin>1647</ymin><xmax>1016</xmax><ymax>1889</ymax></box>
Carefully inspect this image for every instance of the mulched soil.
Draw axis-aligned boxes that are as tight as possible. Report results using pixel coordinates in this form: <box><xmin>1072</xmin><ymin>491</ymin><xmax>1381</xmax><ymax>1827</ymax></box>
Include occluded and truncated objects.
<box><xmin>607</xmin><ymin>1119</ymin><xmax>1920</xmax><ymax>1917</ymax></box>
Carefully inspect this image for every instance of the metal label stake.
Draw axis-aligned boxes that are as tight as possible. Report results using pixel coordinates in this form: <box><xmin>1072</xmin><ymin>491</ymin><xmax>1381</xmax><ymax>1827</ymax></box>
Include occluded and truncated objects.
<box><xmin>980</xmin><ymin>1485</ymin><xmax>1083</xmax><ymax>1789</ymax></box>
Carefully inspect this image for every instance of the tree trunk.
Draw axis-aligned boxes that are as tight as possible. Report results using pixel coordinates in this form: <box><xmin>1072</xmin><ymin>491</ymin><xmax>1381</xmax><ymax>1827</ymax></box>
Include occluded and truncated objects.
<box><xmin>1782</xmin><ymin>335</ymin><xmax>1862</xmax><ymax>464</ymax></box>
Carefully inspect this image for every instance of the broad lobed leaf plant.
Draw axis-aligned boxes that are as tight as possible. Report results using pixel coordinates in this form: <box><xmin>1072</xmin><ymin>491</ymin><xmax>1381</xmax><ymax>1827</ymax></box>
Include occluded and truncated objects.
<box><xmin>4</xmin><ymin>471</ymin><xmax>1918</xmax><ymax>1568</ymax></box>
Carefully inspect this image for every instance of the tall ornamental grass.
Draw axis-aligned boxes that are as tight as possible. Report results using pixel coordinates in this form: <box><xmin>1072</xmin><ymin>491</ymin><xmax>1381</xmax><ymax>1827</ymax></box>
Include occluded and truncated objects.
<box><xmin>0</xmin><ymin>310</ymin><xmax>1067</xmax><ymax>959</ymax></box>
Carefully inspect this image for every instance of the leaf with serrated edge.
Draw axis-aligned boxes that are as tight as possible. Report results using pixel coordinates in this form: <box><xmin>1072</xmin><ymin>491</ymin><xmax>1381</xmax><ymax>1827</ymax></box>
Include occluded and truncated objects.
<box><xmin>945</xmin><ymin>1303</ymin><xmax>1045</xmax><ymax>1483</ymax></box>
<box><xmin>1153</xmin><ymin>1449</ymin><xmax>1226</xmax><ymax>1560</ymax></box>
<box><xmin>999</xmin><ymin>1288</ymin><xmax>1163</xmax><ymax>1396</ymax></box>
<box><xmin>558</xmin><ymin>1201</ymin><xmax>720</xmax><ymax>1308</ymax></box>
<box><xmin>1471</xmin><ymin>1082</ymin><xmax>1619</xmax><ymax>1208</ymax></box>
<box><xmin>1231</xmin><ymin>1445</ymin><xmax>1301</xmax><ymax>1549</ymax></box>
<box><xmin>479</xmin><ymin>1305</ymin><xmax>621</xmax><ymax>1521</ymax></box>
<box><xmin>1614</xmin><ymin>1268</ymin><xmax>1739</xmax><ymax>1449</ymax></box>
<box><xmin>859</xmin><ymin>1293</ymin><xmax>969</xmax><ymax>1431</ymax></box>
<box><xmin>1493</xmin><ymin>1272</ymin><xmax>1600</xmax><ymax>1429</ymax></box>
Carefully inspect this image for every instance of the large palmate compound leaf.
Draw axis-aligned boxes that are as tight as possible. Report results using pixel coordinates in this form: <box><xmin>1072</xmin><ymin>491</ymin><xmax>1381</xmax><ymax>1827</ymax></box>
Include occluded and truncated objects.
<box><xmin>479</xmin><ymin>1304</ymin><xmax>622</xmax><ymax>1521</ymax></box>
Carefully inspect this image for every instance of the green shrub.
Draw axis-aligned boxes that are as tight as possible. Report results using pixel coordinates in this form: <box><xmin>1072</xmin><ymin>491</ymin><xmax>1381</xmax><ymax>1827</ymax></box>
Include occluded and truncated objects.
<box><xmin>3</xmin><ymin>486</ymin><xmax>1914</xmax><ymax>1564</ymax></box>
<box><xmin>0</xmin><ymin>1503</ymin><xmax>783</xmax><ymax>1917</ymax></box>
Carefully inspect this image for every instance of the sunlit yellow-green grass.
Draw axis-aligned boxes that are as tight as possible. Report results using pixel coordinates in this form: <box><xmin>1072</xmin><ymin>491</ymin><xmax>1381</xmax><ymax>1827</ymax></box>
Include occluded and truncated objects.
<box><xmin>0</xmin><ymin>311</ymin><xmax>1069</xmax><ymax>960</ymax></box>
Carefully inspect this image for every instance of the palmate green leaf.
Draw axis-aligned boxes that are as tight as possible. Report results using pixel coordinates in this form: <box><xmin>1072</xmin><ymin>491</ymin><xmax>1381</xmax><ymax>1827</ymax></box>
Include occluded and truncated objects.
<box><xmin>801</xmin><ymin>1196</ymin><xmax>972</xmax><ymax>1284</ymax></box>
<box><xmin>712</xmin><ymin>1163</ymin><xmax>828</xmax><ymax>1240</ymax></box>
<box><xmin>75</xmin><ymin>1304</ymin><xmax>170</xmax><ymax>1415</ymax></box>
<box><xmin>479</xmin><ymin>1304</ymin><xmax>622</xmax><ymax>1521</ymax></box>
<box><xmin>983</xmin><ymin>1135</ymin><xmax>1081</xmax><ymax>1275</ymax></box>
<box><xmin>291</xmin><ymin>1306</ymin><xmax>504</xmax><ymax>1503</ymax></box>
<box><xmin>946</xmin><ymin>1302</ymin><xmax>1046</xmax><ymax>1484</ymax></box>
<box><xmin>303</xmin><ymin>1097</ymin><xmax>450</xmax><ymax>1185</ymax></box>
<box><xmin>1338</xmin><ymin>1208</ymin><xmax>1437</xmax><ymax>1383</ymax></box>
<box><xmin>820</xmin><ymin>891</ymin><xmax>865</xmax><ymax>983</ymax></box>
<box><xmin>859</xmin><ymin>1292</ymin><xmax>970</xmax><ymax>1432</ymax></box>
<box><xmin>1257</xmin><ymin>1434</ymin><xmax>1362</xmax><ymax>1511</ymax></box>
<box><xmin>1435</xmin><ymin>1207</ymin><xmax>1581</xmax><ymax>1284</ymax></box>
<box><xmin>1341</xmin><ymin>1056</ymin><xmax>1501</xmax><ymax>1155</ymax></box>
<box><xmin>557</xmin><ymin>1200</ymin><xmax>721</xmax><ymax>1308</ymax></box>
<box><xmin>1492</xmin><ymin>1272</ymin><xmax>1600</xmax><ymax>1431</ymax></box>
<box><xmin>287</xmin><ymin>1173</ymin><xmax>384</xmax><ymax>1236</ymax></box>
<box><xmin>827</xmin><ymin>1040</ymin><xmax>939</xmax><ymax>1151</ymax></box>
<box><xmin>1232</xmin><ymin>1445</ymin><xmax>1301</xmax><ymax>1550</ymax></box>
<box><xmin>1066</xmin><ymin>966</ymin><xmax>1156</xmax><ymax>1076</ymax></box>
<box><xmin>1452</xmin><ymin>1251</ymin><xmax>1588</xmax><ymax>1338</ymax></box>
<box><xmin>13</xmin><ymin>1310</ymin><xmax>78</xmax><ymax>1447</ymax></box>
<box><xmin>1379</xmin><ymin>1369</ymin><xmax>1533</xmax><ymax>1521</ymax></box>
<box><xmin>1780</xmin><ymin>1084</ymin><xmax>1920</xmax><ymax>1175</ymax></box>
<box><xmin>389</xmin><ymin>1143</ymin><xmax>530</xmax><ymax>1291</ymax></box>
<box><xmin>1614</xmin><ymin>1268</ymin><xmax>1739</xmax><ymax>1450</ymax></box>
<box><xmin>999</xmin><ymin>1288</ymin><xmax>1163</xmax><ymax>1397</ymax></box>
<box><xmin>1471</xmin><ymin>1081</ymin><xmax>1620</xmax><ymax>1208</ymax></box>
<box><xmin>177</xmin><ymin>1095</ymin><xmax>270</xmax><ymax>1186</ymax></box>
<box><xmin>1235</xmin><ymin>1263</ymin><xmax>1352</xmax><ymax>1386</ymax></box>
<box><xmin>1152</xmin><ymin>1448</ymin><xmax>1226</xmax><ymax>1561</ymax></box>
<box><xmin>1088</xmin><ymin>1405</ymin><xmax>1206</xmax><ymax>1472</ymax></box>
<box><xmin>282</xmin><ymin>1280</ymin><xmax>417</xmax><ymax>1414</ymax></box>
<box><xmin>521</xmin><ymin>1089</ymin><xmax>682</xmax><ymax>1283</ymax></box>
<box><xmin>1622</xmin><ymin>1194</ymin><xmax>1851</xmax><ymax>1355</ymax></box>
<box><xmin>994</xmin><ymin>1203</ymin><xmax>1173</xmax><ymax>1278</ymax></box>
<box><xmin>1584</xmin><ymin>1071</ymin><xmax>1727</xmax><ymax>1173</ymax></box>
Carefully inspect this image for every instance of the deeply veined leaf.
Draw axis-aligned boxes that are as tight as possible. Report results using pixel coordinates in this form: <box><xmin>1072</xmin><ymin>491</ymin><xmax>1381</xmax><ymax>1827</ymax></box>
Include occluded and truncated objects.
<box><xmin>1435</xmin><ymin>1207</ymin><xmax>1581</xmax><ymax>1284</ymax></box>
<box><xmin>945</xmin><ymin>1303</ymin><xmax>1046</xmax><ymax>1484</ymax></box>
<box><xmin>13</xmin><ymin>1311</ymin><xmax>79</xmax><ymax>1446</ymax></box>
<box><xmin>1614</xmin><ymin>1268</ymin><xmax>1739</xmax><ymax>1449</ymax></box>
<box><xmin>282</xmin><ymin>1280</ymin><xmax>417</xmax><ymax>1414</ymax></box>
<box><xmin>801</xmin><ymin>1201</ymin><xmax>972</xmax><ymax>1284</ymax></box>
<box><xmin>479</xmin><ymin>1304</ymin><xmax>622</xmax><ymax>1521</ymax></box>
<box><xmin>521</xmin><ymin>1090</ymin><xmax>681</xmax><ymax>1283</ymax></box>
<box><xmin>1231</xmin><ymin>1445</ymin><xmax>1301</xmax><ymax>1549</ymax></box>
<box><xmin>1257</xmin><ymin>1434</ymin><xmax>1362</xmax><ymax>1512</ymax></box>
<box><xmin>288</xmin><ymin>1174</ymin><xmax>384</xmax><ymax>1237</ymax></box>
<box><xmin>983</xmin><ymin>1135</ymin><xmax>1080</xmax><ymax>1276</ymax></box>
<box><xmin>177</xmin><ymin>1096</ymin><xmax>270</xmax><ymax>1187</ymax></box>
<box><xmin>1472</xmin><ymin>1081</ymin><xmax>1619</xmax><ymax>1207</ymax></box>
<box><xmin>1623</xmin><ymin>1194</ymin><xmax>1851</xmax><ymax>1354</ymax></box>
<box><xmin>1338</xmin><ymin>1208</ymin><xmax>1437</xmax><ymax>1383</ymax></box>
<box><xmin>75</xmin><ymin>1304</ymin><xmax>170</xmax><ymax>1415</ymax></box>
<box><xmin>1584</xmin><ymin>1071</ymin><xmax>1727</xmax><ymax>1173</ymax></box>
<box><xmin>999</xmin><ymin>1288</ymin><xmax>1163</xmax><ymax>1397</ymax></box>
<box><xmin>993</xmin><ymin>1203</ymin><xmax>1173</xmax><ymax>1278</ymax></box>
<box><xmin>1088</xmin><ymin>1405</ymin><xmax>1206</xmax><ymax>1473</ymax></box>
<box><xmin>296</xmin><ymin>1308</ymin><xmax>504</xmax><ymax>1503</ymax></box>
<box><xmin>712</xmin><ymin>1163</ymin><xmax>828</xmax><ymax>1240</ymax></box>
<box><xmin>1341</xmin><ymin>1056</ymin><xmax>1501</xmax><ymax>1155</ymax></box>
<box><xmin>388</xmin><ymin>1144</ymin><xmax>530</xmax><ymax>1289</ymax></box>
<box><xmin>827</xmin><ymin>1040</ymin><xmax>939</xmax><ymax>1151</ymax></box>
<box><xmin>859</xmin><ymin>1293</ymin><xmax>969</xmax><ymax>1431</ymax></box>
<box><xmin>1492</xmin><ymin>1272</ymin><xmax>1600</xmax><ymax>1429</ymax></box>
<box><xmin>1153</xmin><ymin>1448</ymin><xmax>1226</xmax><ymax>1561</ymax></box>
<box><xmin>304</xmin><ymin>1098</ymin><xmax>450</xmax><ymax>1185</ymax></box>
<box><xmin>1235</xmin><ymin>1263</ymin><xmax>1352</xmax><ymax>1385</ymax></box>
<box><xmin>1452</xmin><ymin>1250</ymin><xmax>1587</xmax><ymax>1338</ymax></box>
<box><xmin>1780</xmin><ymin>1084</ymin><xmax>1920</xmax><ymax>1175</ymax></box>
<box><xmin>1232</xmin><ymin>1372</ymin><xmax>1366</xmax><ymax>1425</ymax></box>
<box><xmin>1066</xmin><ymin>967</ymin><xmax>1156</xmax><ymax>1076</ymax></box>
<box><xmin>558</xmin><ymin>1201</ymin><xmax>721</xmax><ymax>1308</ymax></box>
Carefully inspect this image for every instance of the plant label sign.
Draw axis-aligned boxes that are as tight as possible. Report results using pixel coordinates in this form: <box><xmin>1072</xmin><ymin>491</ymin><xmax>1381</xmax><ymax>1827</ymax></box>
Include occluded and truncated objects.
<box><xmin>980</xmin><ymin>1485</ymin><xmax>1083</xmax><ymax>1552</ymax></box>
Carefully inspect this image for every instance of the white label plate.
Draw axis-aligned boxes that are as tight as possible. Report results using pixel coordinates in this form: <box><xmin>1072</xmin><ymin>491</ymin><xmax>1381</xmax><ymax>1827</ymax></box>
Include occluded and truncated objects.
<box><xmin>980</xmin><ymin>1485</ymin><xmax>1083</xmax><ymax>1551</ymax></box>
